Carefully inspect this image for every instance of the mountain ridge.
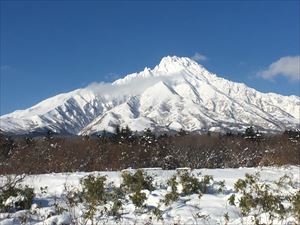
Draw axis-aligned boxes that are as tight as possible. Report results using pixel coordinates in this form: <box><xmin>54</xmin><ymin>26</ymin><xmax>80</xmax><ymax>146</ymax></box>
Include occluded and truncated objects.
<box><xmin>1</xmin><ymin>56</ymin><xmax>299</xmax><ymax>135</ymax></box>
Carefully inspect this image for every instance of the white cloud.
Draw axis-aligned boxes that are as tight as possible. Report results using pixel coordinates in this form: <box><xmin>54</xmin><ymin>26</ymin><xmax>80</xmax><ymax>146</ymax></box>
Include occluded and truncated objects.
<box><xmin>257</xmin><ymin>56</ymin><xmax>300</xmax><ymax>81</ymax></box>
<box><xmin>192</xmin><ymin>52</ymin><xmax>208</xmax><ymax>62</ymax></box>
<box><xmin>86</xmin><ymin>73</ymin><xmax>187</xmax><ymax>100</ymax></box>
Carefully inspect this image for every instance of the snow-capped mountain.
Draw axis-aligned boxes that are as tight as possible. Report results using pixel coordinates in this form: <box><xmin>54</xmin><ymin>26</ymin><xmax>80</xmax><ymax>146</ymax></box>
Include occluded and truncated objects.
<box><xmin>1</xmin><ymin>56</ymin><xmax>299</xmax><ymax>135</ymax></box>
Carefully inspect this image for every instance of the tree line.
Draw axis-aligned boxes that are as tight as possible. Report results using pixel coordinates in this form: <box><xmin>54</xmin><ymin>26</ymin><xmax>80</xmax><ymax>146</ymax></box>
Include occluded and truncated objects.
<box><xmin>0</xmin><ymin>127</ymin><xmax>299</xmax><ymax>174</ymax></box>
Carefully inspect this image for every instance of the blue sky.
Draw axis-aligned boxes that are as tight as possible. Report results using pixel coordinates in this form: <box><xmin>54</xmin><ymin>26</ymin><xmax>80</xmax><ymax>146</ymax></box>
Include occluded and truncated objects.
<box><xmin>1</xmin><ymin>1</ymin><xmax>299</xmax><ymax>115</ymax></box>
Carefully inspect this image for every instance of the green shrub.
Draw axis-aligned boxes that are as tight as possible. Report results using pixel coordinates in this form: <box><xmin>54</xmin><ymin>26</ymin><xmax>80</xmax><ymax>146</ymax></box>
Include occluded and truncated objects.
<box><xmin>238</xmin><ymin>192</ymin><xmax>256</xmax><ymax>216</ymax></box>
<box><xmin>228</xmin><ymin>194</ymin><xmax>236</xmax><ymax>206</ymax></box>
<box><xmin>65</xmin><ymin>187</ymin><xmax>82</xmax><ymax>208</ymax></box>
<box><xmin>129</xmin><ymin>190</ymin><xmax>147</xmax><ymax>208</ymax></box>
<box><xmin>179</xmin><ymin>170</ymin><xmax>202</xmax><ymax>195</ymax></box>
<box><xmin>223</xmin><ymin>212</ymin><xmax>229</xmax><ymax>225</ymax></box>
<box><xmin>163</xmin><ymin>175</ymin><xmax>179</xmax><ymax>205</ymax></box>
<box><xmin>64</xmin><ymin>175</ymin><xmax>109</xmax><ymax>224</ymax></box>
<box><xmin>164</xmin><ymin>171</ymin><xmax>214</xmax><ymax>206</ymax></box>
<box><xmin>151</xmin><ymin>206</ymin><xmax>163</xmax><ymax>221</ymax></box>
<box><xmin>234</xmin><ymin>179</ymin><xmax>247</xmax><ymax>192</ymax></box>
<box><xmin>120</xmin><ymin>170</ymin><xmax>154</xmax><ymax>209</ymax></box>
<box><xmin>80</xmin><ymin>175</ymin><xmax>107</xmax><ymax>205</ymax></box>
<box><xmin>200</xmin><ymin>175</ymin><xmax>214</xmax><ymax>193</ymax></box>
<box><xmin>275</xmin><ymin>174</ymin><xmax>293</xmax><ymax>188</ymax></box>
<box><xmin>110</xmin><ymin>199</ymin><xmax>122</xmax><ymax>217</ymax></box>
<box><xmin>292</xmin><ymin>190</ymin><xmax>300</xmax><ymax>223</ymax></box>
<box><xmin>107</xmin><ymin>186</ymin><xmax>124</xmax><ymax>217</ymax></box>
<box><xmin>121</xmin><ymin>169</ymin><xmax>154</xmax><ymax>193</ymax></box>
<box><xmin>215</xmin><ymin>180</ymin><xmax>226</xmax><ymax>193</ymax></box>
<box><xmin>178</xmin><ymin>171</ymin><xmax>213</xmax><ymax>195</ymax></box>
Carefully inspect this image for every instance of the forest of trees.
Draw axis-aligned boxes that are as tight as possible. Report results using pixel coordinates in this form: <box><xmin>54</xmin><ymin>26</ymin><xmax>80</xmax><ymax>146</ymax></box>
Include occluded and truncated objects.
<box><xmin>0</xmin><ymin>126</ymin><xmax>299</xmax><ymax>174</ymax></box>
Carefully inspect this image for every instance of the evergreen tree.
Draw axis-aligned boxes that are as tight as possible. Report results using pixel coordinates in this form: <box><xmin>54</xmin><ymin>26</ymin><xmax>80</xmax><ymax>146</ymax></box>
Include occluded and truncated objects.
<box><xmin>245</xmin><ymin>126</ymin><xmax>256</xmax><ymax>138</ymax></box>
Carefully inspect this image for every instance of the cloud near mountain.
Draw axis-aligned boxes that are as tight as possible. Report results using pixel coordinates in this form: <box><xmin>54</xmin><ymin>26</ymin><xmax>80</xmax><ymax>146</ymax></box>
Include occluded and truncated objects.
<box><xmin>257</xmin><ymin>56</ymin><xmax>300</xmax><ymax>81</ymax></box>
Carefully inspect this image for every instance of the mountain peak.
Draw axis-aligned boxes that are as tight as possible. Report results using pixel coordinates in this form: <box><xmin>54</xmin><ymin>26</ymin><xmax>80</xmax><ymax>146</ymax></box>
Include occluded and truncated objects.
<box><xmin>159</xmin><ymin>55</ymin><xmax>196</xmax><ymax>66</ymax></box>
<box><xmin>113</xmin><ymin>55</ymin><xmax>205</xmax><ymax>85</ymax></box>
<box><xmin>155</xmin><ymin>56</ymin><xmax>203</xmax><ymax>74</ymax></box>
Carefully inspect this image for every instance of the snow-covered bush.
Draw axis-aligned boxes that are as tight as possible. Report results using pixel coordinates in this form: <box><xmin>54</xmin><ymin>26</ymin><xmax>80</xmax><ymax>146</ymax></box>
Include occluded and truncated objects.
<box><xmin>80</xmin><ymin>175</ymin><xmax>108</xmax><ymax>222</ymax></box>
<box><xmin>0</xmin><ymin>167</ymin><xmax>299</xmax><ymax>225</ymax></box>
<box><xmin>121</xmin><ymin>170</ymin><xmax>154</xmax><ymax>209</ymax></box>
<box><xmin>228</xmin><ymin>173</ymin><xmax>300</xmax><ymax>224</ymax></box>
<box><xmin>164</xmin><ymin>175</ymin><xmax>179</xmax><ymax>205</ymax></box>
<box><xmin>179</xmin><ymin>170</ymin><xmax>203</xmax><ymax>195</ymax></box>
<box><xmin>292</xmin><ymin>190</ymin><xmax>300</xmax><ymax>223</ymax></box>
<box><xmin>109</xmin><ymin>198</ymin><xmax>123</xmax><ymax>217</ymax></box>
<box><xmin>81</xmin><ymin>175</ymin><xmax>107</xmax><ymax>205</ymax></box>
<box><xmin>129</xmin><ymin>191</ymin><xmax>147</xmax><ymax>208</ymax></box>
<box><xmin>164</xmin><ymin>170</ymin><xmax>215</xmax><ymax>206</ymax></box>
<box><xmin>0</xmin><ymin>175</ymin><xmax>34</xmax><ymax>212</ymax></box>
<box><xmin>106</xmin><ymin>186</ymin><xmax>124</xmax><ymax>217</ymax></box>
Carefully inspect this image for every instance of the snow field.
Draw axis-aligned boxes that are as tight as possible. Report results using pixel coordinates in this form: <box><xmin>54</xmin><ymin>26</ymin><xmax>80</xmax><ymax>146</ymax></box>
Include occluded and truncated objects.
<box><xmin>0</xmin><ymin>166</ymin><xmax>299</xmax><ymax>225</ymax></box>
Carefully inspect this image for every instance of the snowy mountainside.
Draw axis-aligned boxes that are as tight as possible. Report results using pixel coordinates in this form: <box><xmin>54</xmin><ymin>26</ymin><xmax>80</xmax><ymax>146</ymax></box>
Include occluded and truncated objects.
<box><xmin>0</xmin><ymin>89</ymin><xmax>105</xmax><ymax>134</ymax></box>
<box><xmin>0</xmin><ymin>56</ymin><xmax>299</xmax><ymax>135</ymax></box>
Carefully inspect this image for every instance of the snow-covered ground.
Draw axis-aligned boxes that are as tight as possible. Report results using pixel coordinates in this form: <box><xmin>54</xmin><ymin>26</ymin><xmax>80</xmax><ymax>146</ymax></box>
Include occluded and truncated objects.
<box><xmin>0</xmin><ymin>166</ymin><xmax>299</xmax><ymax>225</ymax></box>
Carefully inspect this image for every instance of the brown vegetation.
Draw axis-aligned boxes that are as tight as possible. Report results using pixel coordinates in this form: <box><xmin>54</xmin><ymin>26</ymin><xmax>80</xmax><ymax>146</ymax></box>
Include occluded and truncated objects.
<box><xmin>0</xmin><ymin>128</ymin><xmax>299</xmax><ymax>174</ymax></box>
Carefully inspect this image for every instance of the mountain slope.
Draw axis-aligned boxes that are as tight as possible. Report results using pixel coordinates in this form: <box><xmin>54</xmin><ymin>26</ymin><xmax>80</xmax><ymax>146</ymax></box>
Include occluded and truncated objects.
<box><xmin>1</xmin><ymin>56</ymin><xmax>299</xmax><ymax>135</ymax></box>
<box><xmin>0</xmin><ymin>89</ymin><xmax>106</xmax><ymax>134</ymax></box>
